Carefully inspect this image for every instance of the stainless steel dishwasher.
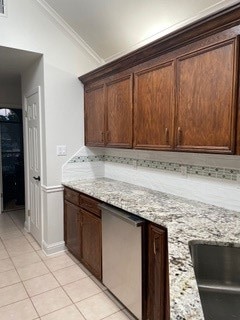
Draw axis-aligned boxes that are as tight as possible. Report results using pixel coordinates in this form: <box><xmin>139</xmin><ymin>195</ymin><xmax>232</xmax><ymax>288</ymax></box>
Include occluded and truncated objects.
<box><xmin>100</xmin><ymin>204</ymin><xmax>145</xmax><ymax>320</ymax></box>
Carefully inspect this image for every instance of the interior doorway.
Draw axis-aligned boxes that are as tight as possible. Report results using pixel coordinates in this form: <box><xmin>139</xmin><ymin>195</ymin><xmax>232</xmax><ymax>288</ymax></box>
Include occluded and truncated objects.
<box><xmin>0</xmin><ymin>45</ymin><xmax>43</xmax><ymax>246</ymax></box>
<box><xmin>0</xmin><ymin>107</ymin><xmax>25</xmax><ymax>212</ymax></box>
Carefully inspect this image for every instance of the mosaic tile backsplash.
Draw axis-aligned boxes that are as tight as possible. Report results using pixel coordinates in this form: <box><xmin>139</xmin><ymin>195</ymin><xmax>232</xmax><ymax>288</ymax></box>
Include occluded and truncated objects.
<box><xmin>69</xmin><ymin>155</ymin><xmax>240</xmax><ymax>181</ymax></box>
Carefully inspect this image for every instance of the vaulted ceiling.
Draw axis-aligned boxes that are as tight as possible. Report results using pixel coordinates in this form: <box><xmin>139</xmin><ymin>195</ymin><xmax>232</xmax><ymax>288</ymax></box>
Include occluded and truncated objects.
<box><xmin>42</xmin><ymin>0</ymin><xmax>239</xmax><ymax>62</ymax></box>
<box><xmin>0</xmin><ymin>0</ymin><xmax>238</xmax><ymax>84</ymax></box>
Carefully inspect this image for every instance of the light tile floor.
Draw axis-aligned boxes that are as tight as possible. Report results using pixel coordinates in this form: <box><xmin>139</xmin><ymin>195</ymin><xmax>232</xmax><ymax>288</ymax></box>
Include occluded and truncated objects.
<box><xmin>0</xmin><ymin>210</ymin><xmax>133</xmax><ymax>320</ymax></box>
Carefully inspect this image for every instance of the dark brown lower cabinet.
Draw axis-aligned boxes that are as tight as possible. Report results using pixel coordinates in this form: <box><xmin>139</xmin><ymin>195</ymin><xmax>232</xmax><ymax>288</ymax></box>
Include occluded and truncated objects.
<box><xmin>64</xmin><ymin>200</ymin><xmax>81</xmax><ymax>260</ymax></box>
<box><xmin>64</xmin><ymin>187</ymin><xmax>102</xmax><ymax>281</ymax></box>
<box><xmin>81</xmin><ymin>209</ymin><xmax>102</xmax><ymax>279</ymax></box>
<box><xmin>147</xmin><ymin>223</ymin><xmax>169</xmax><ymax>320</ymax></box>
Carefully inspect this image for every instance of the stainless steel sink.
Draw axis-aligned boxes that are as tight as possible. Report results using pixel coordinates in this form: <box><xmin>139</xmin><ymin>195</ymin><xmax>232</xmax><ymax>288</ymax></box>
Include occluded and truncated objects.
<box><xmin>189</xmin><ymin>242</ymin><xmax>240</xmax><ymax>320</ymax></box>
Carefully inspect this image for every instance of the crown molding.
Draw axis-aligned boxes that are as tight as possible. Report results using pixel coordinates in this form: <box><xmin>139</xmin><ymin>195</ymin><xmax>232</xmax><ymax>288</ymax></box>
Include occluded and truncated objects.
<box><xmin>79</xmin><ymin>2</ymin><xmax>240</xmax><ymax>85</ymax></box>
<box><xmin>35</xmin><ymin>0</ymin><xmax>104</xmax><ymax>65</ymax></box>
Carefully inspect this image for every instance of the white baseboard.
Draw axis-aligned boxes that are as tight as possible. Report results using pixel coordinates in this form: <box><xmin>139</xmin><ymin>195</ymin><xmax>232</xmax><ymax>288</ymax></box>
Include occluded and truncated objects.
<box><xmin>42</xmin><ymin>240</ymin><xmax>66</xmax><ymax>255</ymax></box>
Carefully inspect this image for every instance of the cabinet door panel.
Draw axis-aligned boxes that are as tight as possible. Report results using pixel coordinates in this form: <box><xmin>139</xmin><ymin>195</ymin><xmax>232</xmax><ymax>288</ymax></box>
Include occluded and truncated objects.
<box><xmin>64</xmin><ymin>200</ymin><xmax>81</xmax><ymax>259</ymax></box>
<box><xmin>148</xmin><ymin>224</ymin><xmax>169</xmax><ymax>320</ymax></box>
<box><xmin>106</xmin><ymin>75</ymin><xmax>133</xmax><ymax>148</ymax></box>
<box><xmin>81</xmin><ymin>209</ymin><xmax>102</xmax><ymax>280</ymax></box>
<box><xmin>176</xmin><ymin>39</ymin><xmax>237</xmax><ymax>153</ymax></box>
<box><xmin>134</xmin><ymin>62</ymin><xmax>175</xmax><ymax>150</ymax></box>
<box><xmin>85</xmin><ymin>85</ymin><xmax>105</xmax><ymax>146</ymax></box>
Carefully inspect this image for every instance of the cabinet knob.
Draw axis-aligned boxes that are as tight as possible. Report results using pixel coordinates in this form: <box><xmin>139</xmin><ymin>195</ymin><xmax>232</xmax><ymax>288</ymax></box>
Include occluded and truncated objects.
<box><xmin>177</xmin><ymin>127</ymin><xmax>182</xmax><ymax>145</ymax></box>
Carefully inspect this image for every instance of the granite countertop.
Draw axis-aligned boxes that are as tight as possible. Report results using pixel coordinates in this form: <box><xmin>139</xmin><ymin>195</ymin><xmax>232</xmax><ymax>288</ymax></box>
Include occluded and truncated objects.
<box><xmin>63</xmin><ymin>178</ymin><xmax>240</xmax><ymax>320</ymax></box>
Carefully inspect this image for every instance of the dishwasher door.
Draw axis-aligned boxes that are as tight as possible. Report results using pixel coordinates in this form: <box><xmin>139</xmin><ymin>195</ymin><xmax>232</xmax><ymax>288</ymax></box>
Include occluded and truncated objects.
<box><xmin>101</xmin><ymin>204</ymin><xmax>145</xmax><ymax>320</ymax></box>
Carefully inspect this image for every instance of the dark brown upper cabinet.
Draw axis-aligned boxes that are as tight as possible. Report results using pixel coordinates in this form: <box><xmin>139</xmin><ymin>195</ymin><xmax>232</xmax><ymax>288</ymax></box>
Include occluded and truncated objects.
<box><xmin>84</xmin><ymin>84</ymin><xmax>105</xmax><ymax>147</ymax></box>
<box><xmin>134</xmin><ymin>61</ymin><xmax>175</xmax><ymax>150</ymax></box>
<box><xmin>175</xmin><ymin>38</ymin><xmax>238</xmax><ymax>154</ymax></box>
<box><xmin>80</xmin><ymin>5</ymin><xmax>240</xmax><ymax>155</ymax></box>
<box><xmin>84</xmin><ymin>75</ymin><xmax>133</xmax><ymax>148</ymax></box>
<box><xmin>105</xmin><ymin>74</ymin><xmax>133</xmax><ymax>148</ymax></box>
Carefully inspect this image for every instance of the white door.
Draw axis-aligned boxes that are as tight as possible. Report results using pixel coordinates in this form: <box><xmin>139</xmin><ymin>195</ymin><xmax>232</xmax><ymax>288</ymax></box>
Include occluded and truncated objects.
<box><xmin>25</xmin><ymin>88</ymin><xmax>42</xmax><ymax>245</ymax></box>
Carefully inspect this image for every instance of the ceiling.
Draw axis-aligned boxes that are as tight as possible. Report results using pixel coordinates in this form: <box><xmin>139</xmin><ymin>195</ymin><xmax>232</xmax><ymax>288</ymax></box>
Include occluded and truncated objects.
<box><xmin>0</xmin><ymin>46</ymin><xmax>42</xmax><ymax>83</ymax></box>
<box><xmin>43</xmin><ymin>0</ymin><xmax>239</xmax><ymax>62</ymax></box>
<box><xmin>0</xmin><ymin>0</ymin><xmax>238</xmax><ymax>84</ymax></box>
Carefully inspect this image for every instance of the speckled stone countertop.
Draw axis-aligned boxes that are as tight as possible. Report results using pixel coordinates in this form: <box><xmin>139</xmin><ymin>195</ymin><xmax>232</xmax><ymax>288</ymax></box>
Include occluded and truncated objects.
<box><xmin>63</xmin><ymin>178</ymin><xmax>240</xmax><ymax>320</ymax></box>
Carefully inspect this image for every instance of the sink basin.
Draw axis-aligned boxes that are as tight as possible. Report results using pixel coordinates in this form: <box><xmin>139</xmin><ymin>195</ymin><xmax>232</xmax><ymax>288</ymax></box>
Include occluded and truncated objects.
<box><xmin>189</xmin><ymin>242</ymin><xmax>240</xmax><ymax>320</ymax></box>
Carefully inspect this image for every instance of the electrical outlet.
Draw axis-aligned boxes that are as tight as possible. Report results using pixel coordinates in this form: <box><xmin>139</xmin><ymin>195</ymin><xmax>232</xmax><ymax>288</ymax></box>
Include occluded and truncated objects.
<box><xmin>57</xmin><ymin>145</ymin><xmax>67</xmax><ymax>156</ymax></box>
<box><xmin>180</xmin><ymin>165</ymin><xmax>187</xmax><ymax>177</ymax></box>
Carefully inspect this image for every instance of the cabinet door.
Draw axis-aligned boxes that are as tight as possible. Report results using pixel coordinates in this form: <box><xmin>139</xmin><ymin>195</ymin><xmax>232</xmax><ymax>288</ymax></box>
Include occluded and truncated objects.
<box><xmin>148</xmin><ymin>224</ymin><xmax>169</xmax><ymax>320</ymax></box>
<box><xmin>64</xmin><ymin>200</ymin><xmax>81</xmax><ymax>260</ymax></box>
<box><xmin>134</xmin><ymin>62</ymin><xmax>175</xmax><ymax>150</ymax></box>
<box><xmin>176</xmin><ymin>38</ymin><xmax>237</xmax><ymax>153</ymax></box>
<box><xmin>81</xmin><ymin>209</ymin><xmax>102</xmax><ymax>280</ymax></box>
<box><xmin>85</xmin><ymin>84</ymin><xmax>105</xmax><ymax>146</ymax></box>
<box><xmin>106</xmin><ymin>75</ymin><xmax>133</xmax><ymax>148</ymax></box>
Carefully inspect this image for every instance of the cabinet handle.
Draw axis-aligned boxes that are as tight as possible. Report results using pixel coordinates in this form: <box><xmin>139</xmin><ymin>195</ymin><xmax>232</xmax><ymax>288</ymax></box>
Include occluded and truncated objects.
<box><xmin>177</xmin><ymin>127</ymin><xmax>182</xmax><ymax>145</ymax></box>
<box><xmin>153</xmin><ymin>239</ymin><xmax>156</xmax><ymax>255</ymax></box>
<box><xmin>165</xmin><ymin>127</ymin><xmax>169</xmax><ymax>144</ymax></box>
<box><xmin>106</xmin><ymin>131</ymin><xmax>111</xmax><ymax>142</ymax></box>
<box><xmin>101</xmin><ymin>132</ymin><xmax>104</xmax><ymax>142</ymax></box>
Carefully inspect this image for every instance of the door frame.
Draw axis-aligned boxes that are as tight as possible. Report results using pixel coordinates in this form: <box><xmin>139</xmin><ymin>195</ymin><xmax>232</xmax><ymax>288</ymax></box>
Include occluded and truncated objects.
<box><xmin>23</xmin><ymin>86</ymin><xmax>43</xmax><ymax>245</ymax></box>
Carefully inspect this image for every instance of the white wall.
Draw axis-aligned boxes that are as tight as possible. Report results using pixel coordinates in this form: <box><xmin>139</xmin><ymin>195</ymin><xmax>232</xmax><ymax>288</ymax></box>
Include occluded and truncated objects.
<box><xmin>0</xmin><ymin>0</ymin><xmax>100</xmax><ymax>252</ymax></box>
<box><xmin>0</xmin><ymin>0</ymin><xmax>99</xmax><ymax>185</ymax></box>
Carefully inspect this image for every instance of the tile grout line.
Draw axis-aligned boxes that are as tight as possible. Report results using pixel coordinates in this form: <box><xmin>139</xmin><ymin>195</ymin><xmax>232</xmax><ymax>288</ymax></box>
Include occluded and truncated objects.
<box><xmin>44</xmin><ymin>252</ymin><xmax>124</xmax><ymax>319</ymax></box>
<box><xmin>5</xmin><ymin>212</ymin><xmax>42</xmax><ymax>319</ymax></box>
<box><xmin>34</xmin><ymin>253</ymin><xmax>89</xmax><ymax>320</ymax></box>
<box><xmin>0</xmin><ymin>252</ymin><xmax>40</xmax><ymax>318</ymax></box>
<box><xmin>0</xmin><ymin>213</ymin><xmax>130</xmax><ymax>319</ymax></box>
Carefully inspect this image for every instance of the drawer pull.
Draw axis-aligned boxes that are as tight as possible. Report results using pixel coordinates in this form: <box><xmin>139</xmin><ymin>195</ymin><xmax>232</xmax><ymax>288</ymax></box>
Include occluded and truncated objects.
<box><xmin>106</xmin><ymin>131</ymin><xmax>110</xmax><ymax>142</ymax></box>
<box><xmin>177</xmin><ymin>127</ymin><xmax>182</xmax><ymax>145</ymax></box>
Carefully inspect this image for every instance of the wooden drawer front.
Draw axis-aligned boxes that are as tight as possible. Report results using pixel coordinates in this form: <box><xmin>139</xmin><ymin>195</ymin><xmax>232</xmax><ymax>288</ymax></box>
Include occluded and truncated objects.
<box><xmin>64</xmin><ymin>188</ymin><xmax>80</xmax><ymax>206</ymax></box>
<box><xmin>80</xmin><ymin>194</ymin><xmax>101</xmax><ymax>217</ymax></box>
